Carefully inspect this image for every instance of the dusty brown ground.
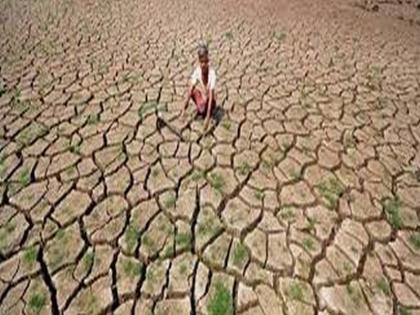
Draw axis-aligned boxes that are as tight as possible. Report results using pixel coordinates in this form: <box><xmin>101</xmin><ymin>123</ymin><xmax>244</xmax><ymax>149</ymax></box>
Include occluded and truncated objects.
<box><xmin>1</xmin><ymin>0</ymin><xmax>420</xmax><ymax>314</ymax></box>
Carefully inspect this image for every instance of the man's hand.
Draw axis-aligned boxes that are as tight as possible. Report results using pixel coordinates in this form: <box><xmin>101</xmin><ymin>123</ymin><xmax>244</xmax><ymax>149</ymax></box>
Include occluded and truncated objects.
<box><xmin>203</xmin><ymin>117</ymin><xmax>210</xmax><ymax>132</ymax></box>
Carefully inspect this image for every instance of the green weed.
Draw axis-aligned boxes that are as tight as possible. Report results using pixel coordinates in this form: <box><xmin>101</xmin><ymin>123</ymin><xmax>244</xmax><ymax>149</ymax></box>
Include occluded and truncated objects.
<box><xmin>125</xmin><ymin>224</ymin><xmax>140</xmax><ymax>253</ymax></box>
<box><xmin>383</xmin><ymin>196</ymin><xmax>402</xmax><ymax>229</ymax></box>
<box><xmin>191</xmin><ymin>169</ymin><xmax>205</xmax><ymax>182</ymax></box>
<box><xmin>237</xmin><ymin>162</ymin><xmax>251</xmax><ymax>176</ymax></box>
<box><xmin>164</xmin><ymin>194</ymin><xmax>177</xmax><ymax>208</ymax></box>
<box><xmin>224</xmin><ymin>32</ymin><xmax>233</xmax><ymax>40</ymax></box>
<box><xmin>409</xmin><ymin>233</ymin><xmax>420</xmax><ymax>250</ymax></box>
<box><xmin>288</xmin><ymin>282</ymin><xmax>304</xmax><ymax>301</ymax></box>
<box><xmin>176</xmin><ymin>232</ymin><xmax>192</xmax><ymax>249</ymax></box>
<box><xmin>254</xmin><ymin>189</ymin><xmax>265</xmax><ymax>201</ymax></box>
<box><xmin>207</xmin><ymin>282</ymin><xmax>233</xmax><ymax>315</ymax></box>
<box><xmin>83</xmin><ymin>252</ymin><xmax>94</xmax><ymax>271</ymax></box>
<box><xmin>122</xmin><ymin>259</ymin><xmax>142</xmax><ymax>278</ymax></box>
<box><xmin>28</xmin><ymin>293</ymin><xmax>46</xmax><ymax>314</ymax></box>
<box><xmin>316</xmin><ymin>177</ymin><xmax>345</xmax><ymax>209</ymax></box>
<box><xmin>273</xmin><ymin>31</ymin><xmax>286</xmax><ymax>42</ymax></box>
<box><xmin>87</xmin><ymin>114</ymin><xmax>99</xmax><ymax>125</ymax></box>
<box><xmin>221</xmin><ymin>121</ymin><xmax>231</xmax><ymax>130</ymax></box>
<box><xmin>23</xmin><ymin>246</ymin><xmax>38</xmax><ymax>266</ymax></box>
<box><xmin>18</xmin><ymin>168</ymin><xmax>31</xmax><ymax>186</ymax></box>
<box><xmin>377</xmin><ymin>278</ymin><xmax>390</xmax><ymax>296</ymax></box>
<box><xmin>208</xmin><ymin>173</ymin><xmax>225</xmax><ymax>192</ymax></box>
<box><xmin>232</xmin><ymin>243</ymin><xmax>248</xmax><ymax>267</ymax></box>
<box><xmin>399</xmin><ymin>305</ymin><xmax>411</xmax><ymax>315</ymax></box>
<box><xmin>302</xmin><ymin>238</ymin><xmax>314</xmax><ymax>251</ymax></box>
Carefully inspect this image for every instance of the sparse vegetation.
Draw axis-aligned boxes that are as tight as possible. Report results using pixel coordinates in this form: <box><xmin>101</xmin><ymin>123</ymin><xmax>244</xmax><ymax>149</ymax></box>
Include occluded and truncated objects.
<box><xmin>254</xmin><ymin>189</ymin><xmax>265</xmax><ymax>201</ymax></box>
<box><xmin>279</xmin><ymin>207</ymin><xmax>295</xmax><ymax>220</ymax></box>
<box><xmin>207</xmin><ymin>282</ymin><xmax>233</xmax><ymax>315</ymax></box>
<box><xmin>0</xmin><ymin>154</ymin><xmax>6</xmax><ymax>177</ymax></box>
<box><xmin>179</xmin><ymin>263</ymin><xmax>188</xmax><ymax>275</ymax></box>
<box><xmin>409</xmin><ymin>233</ymin><xmax>420</xmax><ymax>250</ymax></box>
<box><xmin>0</xmin><ymin>82</ymin><xmax>5</xmax><ymax>96</ymax></box>
<box><xmin>273</xmin><ymin>31</ymin><xmax>286</xmax><ymax>42</ymax></box>
<box><xmin>261</xmin><ymin>160</ymin><xmax>271</xmax><ymax>170</ymax></box>
<box><xmin>122</xmin><ymin>259</ymin><xmax>142</xmax><ymax>277</ymax></box>
<box><xmin>306</xmin><ymin>217</ymin><xmax>317</xmax><ymax>232</ymax></box>
<box><xmin>191</xmin><ymin>169</ymin><xmax>205</xmax><ymax>182</ymax></box>
<box><xmin>288</xmin><ymin>282</ymin><xmax>304</xmax><ymax>301</ymax></box>
<box><xmin>176</xmin><ymin>232</ymin><xmax>192</xmax><ymax>249</ymax></box>
<box><xmin>146</xmin><ymin>266</ymin><xmax>156</xmax><ymax>281</ymax></box>
<box><xmin>399</xmin><ymin>305</ymin><xmax>411</xmax><ymax>315</ymax></box>
<box><xmin>164</xmin><ymin>194</ymin><xmax>177</xmax><ymax>208</ymax></box>
<box><xmin>198</xmin><ymin>216</ymin><xmax>218</xmax><ymax>236</ymax></box>
<box><xmin>383</xmin><ymin>196</ymin><xmax>402</xmax><ymax>229</ymax></box>
<box><xmin>224</xmin><ymin>32</ymin><xmax>233</xmax><ymax>40</ymax></box>
<box><xmin>138</xmin><ymin>100</ymin><xmax>162</xmax><ymax>122</ymax></box>
<box><xmin>232</xmin><ymin>243</ymin><xmax>248</xmax><ymax>266</ymax></box>
<box><xmin>377</xmin><ymin>278</ymin><xmax>391</xmax><ymax>296</ymax></box>
<box><xmin>83</xmin><ymin>292</ymin><xmax>99</xmax><ymax>314</ymax></box>
<box><xmin>289</xmin><ymin>169</ymin><xmax>302</xmax><ymax>180</ymax></box>
<box><xmin>69</xmin><ymin>144</ymin><xmax>81</xmax><ymax>154</ymax></box>
<box><xmin>65</xmin><ymin>166</ymin><xmax>77</xmax><ymax>177</ymax></box>
<box><xmin>152</xmin><ymin>168</ymin><xmax>159</xmax><ymax>178</ymax></box>
<box><xmin>237</xmin><ymin>162</ymin><xmax>252</xmax><ymax>176</ymax></box>
<box><xmin>346</xmin><ymin>283</ymin><xmax>362</xmax><ymax>305</ymax></box>
<box><xmin>52</xmin><ymin>230</ymin><xmax>68</xmax><ymax>265</ymax></box>
<box><xmin>221</xmin><ymin>121</ymin><xmax>231</xmax><ymax>130</ymax></box>
<box><xmin>83</xmin><ymin>252</ymin><xmax>94</xmax><ymax>271</ymax></box>
<box><xmin>162</xmin><ymin>245</ymin><xmax>174</xmax><ymax>258</ymax></box>
<box><xmin>87</xmin><ymin>114</ymin><xmax>99</xmax><ymax>125</ymax></box>
<box><xmin>19</xmin><ymin>168</ymin><xmax>31</xmax><ymax>187</ymax></box>
<box><xmin>0</xmin><ymin>223</ymin><xmax>15</xmax><ymax>250</ymax></box>
<box><xmin>316</xmin><ymin>177</ymin><xmax>345</xmax><ymax>209</ymax></box>
<box><xmin>28</xmin><ymin>292</ymin><xmax>46</xmax><ymax>314</ymax></box>
<box><xmin>142</xmin><ymin>235</ymin><xmax>155</xmax><ymax>248</ymax></box>
<box><xmin>343</xmin><ymin>262</ymin><xmax>353</xmax><ymax>273</ymax></box>
<box><xmin>208</xmin><ymin>173</ymin><xmax>225</xmax><ymax>192</ymax></box>
<box><xmin>23</xmin><ymin>246</ymin><xmax>38</xmax><ymax>266</ymax></box>
<box><xmin>302</xmin><ymin>238</ymin><xmax>314</xmax><ymax>251</ymax></box>
<box><xmin>125</xmin><ymin>224</ymin><xmax>140</xmax><ymax>253</ymax></box>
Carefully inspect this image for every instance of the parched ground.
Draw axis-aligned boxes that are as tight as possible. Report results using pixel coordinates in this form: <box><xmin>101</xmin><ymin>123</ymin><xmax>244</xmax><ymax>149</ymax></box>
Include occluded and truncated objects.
<box><xmin>1</xmin><ymin>0</ymin><xmax>420</xmax><ymax>314</ymax></box>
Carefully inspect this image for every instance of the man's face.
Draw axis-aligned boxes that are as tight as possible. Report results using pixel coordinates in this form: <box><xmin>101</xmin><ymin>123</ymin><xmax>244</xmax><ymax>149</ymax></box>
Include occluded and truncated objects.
<box><xmin>199</xmin><ymin>55</ymin><xmax>209</xmax><ymax>72</ymax></box>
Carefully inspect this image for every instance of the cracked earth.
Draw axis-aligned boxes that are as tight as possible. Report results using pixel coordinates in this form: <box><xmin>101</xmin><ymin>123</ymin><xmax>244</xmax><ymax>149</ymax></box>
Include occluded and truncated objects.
<box><xmin>1</xmin><ymin>0</ymin><xmax>420</xmax><ymax>314</ymax></box>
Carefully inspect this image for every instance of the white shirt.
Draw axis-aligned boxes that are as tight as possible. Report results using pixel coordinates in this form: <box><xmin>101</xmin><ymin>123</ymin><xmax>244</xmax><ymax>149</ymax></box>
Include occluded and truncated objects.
<box><xmin>191</xmin><ymin>66</ymin><xmax>216</xmax><ymax>90</ymax></box>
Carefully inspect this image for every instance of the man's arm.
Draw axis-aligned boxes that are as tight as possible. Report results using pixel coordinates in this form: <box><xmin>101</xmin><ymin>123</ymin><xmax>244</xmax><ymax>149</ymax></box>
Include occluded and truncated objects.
<box><xmin>203</xmin><ymin>89</ymin><xmax>213</xmax><ymax>130</ymax></box>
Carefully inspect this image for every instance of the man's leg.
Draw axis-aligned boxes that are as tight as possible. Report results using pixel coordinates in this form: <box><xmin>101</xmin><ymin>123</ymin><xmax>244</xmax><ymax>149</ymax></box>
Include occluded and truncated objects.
<box><xmin>191</xmin><ymin>88</ymin><xmax>207</xmax><ymax>115</ymax></box>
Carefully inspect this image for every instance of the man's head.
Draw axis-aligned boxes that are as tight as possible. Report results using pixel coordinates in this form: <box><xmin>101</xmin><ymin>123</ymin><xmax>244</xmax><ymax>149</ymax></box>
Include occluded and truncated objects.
<box><xmin>197</xmin><ymin>43</ymin><xmax>209</xmax><ymax>72</ymax></box>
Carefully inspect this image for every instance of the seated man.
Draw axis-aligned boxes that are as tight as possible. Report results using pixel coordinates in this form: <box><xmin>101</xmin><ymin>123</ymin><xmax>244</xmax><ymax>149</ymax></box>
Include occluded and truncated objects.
<box><xmin>181</xmin><ymin>43</ymin><xmax>216</xmax><ymax>131</ymax></box>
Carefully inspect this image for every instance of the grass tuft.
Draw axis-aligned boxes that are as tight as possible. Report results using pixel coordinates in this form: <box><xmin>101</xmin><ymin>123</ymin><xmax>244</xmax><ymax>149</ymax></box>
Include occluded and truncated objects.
<box><xmin>237</xmin><ymin>162</ymin><xmax>252</xmax><ymax>176</ymax></box>
<box><xmin>316</xmin><ymin>177</ymin><xmax>344</xmax><ymax>209</ymax></box>
<box><xmin>83</xmin><ymin>252</ymin><xmax>94</xmax><ymax>271</ymax></box>
<box><xmin>208</xmin><ymin>173</ymin><xmax>225</xmax><ymax>192</ymax></box>
<box><xmin>28</xmin><ymin>293</ymin><xmax>46</xmax><ymax>314</ymax></box>
<box><xmin>288</xmin><ymin>282</ymin><xmax>304</xmax><ymax>301</ymax></box>
<box><xmin>207</xmin><ymin>282</ymin><xmax>233</xmax><ymax>315</ymax></box>
<box><xmin>409</xmin><ymin>233</ymin><xmax>420</xmax><ymax>250</ymax></box>
<box><xmin>176</xmin><ymin>232</ymin><xmax>192</xmax><ymax>249</ymax></box>
<box><xmin>125</xmin><ymin>224</ymin><xmax>140</xmax><ymax>253</ymax></box>
<box><xmin>383</xmin><ymin>196</ymin><xmax>402</xmax><ymax>229</ymax></box>
<box><xmin>377</xmin><ymin>278</ymin><xmax>391</xmax><ymax>296</ymax></box>
<box><xmin>23</xmin><ymin>246</ymin><xmax>38</xmax><ymax>266</ymax></box>
<box><xmin>122</xmin><ymin>259</ymin><xmax>142</xmax><ymax>278</ymax></box>
<box><xmin>232</xmin><ymin>243</ymin><xmax>248</xmax><ymax>267</ymax></box>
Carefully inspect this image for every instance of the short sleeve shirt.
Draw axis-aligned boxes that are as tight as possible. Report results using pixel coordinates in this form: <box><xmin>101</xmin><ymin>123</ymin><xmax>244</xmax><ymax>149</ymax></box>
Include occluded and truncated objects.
<box><xmin>191</xmin><ymin>66</ymin><xmax>216</xmax><ymax>90</ymax></box>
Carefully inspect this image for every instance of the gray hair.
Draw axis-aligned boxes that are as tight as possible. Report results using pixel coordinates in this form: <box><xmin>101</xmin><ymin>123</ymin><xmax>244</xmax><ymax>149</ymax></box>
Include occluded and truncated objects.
<box><xmin>197</xmin><ymin>42</ymin><xmax>209</xmax><ymax>58</ymax></box>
